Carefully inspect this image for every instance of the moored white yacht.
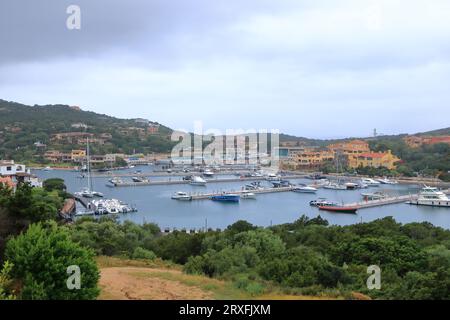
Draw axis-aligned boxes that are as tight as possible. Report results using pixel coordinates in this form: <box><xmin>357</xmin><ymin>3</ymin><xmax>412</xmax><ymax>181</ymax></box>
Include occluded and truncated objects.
<box><xmin>292</xmin><ymin>185</ymin><xmax>318</xmax><ymax>193</ymax></box>
<box><xmin>203</xmin><ymin>169</ymin><xmax>214</xmax><ymax>177</ymax></box>
<box><xmin>171</xmin><ymin>191</ymin><xmax>192</xmax><ymax>201</ymax></box>
<box><xmin>377</xmin><ymin>177</ymin><xmax>398</xmax><ymax>184</ymax></box>
<box><xmin>323</xmin><ymin>182</ymin><xmax>347</xmax><ymax>190</ymax></box>
<box><xmin>361</xmin><ymin>178</ymin><xmax>381</xmax><ymax>186</ymax></box>
<box><xmin>190</xmin><ymin>176</ymin><xmax>207</xmax><ymax>186</ymax></box>
<box><xmin>240</xmin><ymin>191</ymin><xmax>257</xmax><ymax>199</ymax></box>
<box><xmin>266</xmin><ymin>173</ymin><xmax>280</xmax><ymax>181</ymax></box>
<box><xmin>407</xmin><ymin>186</ymin><xmax>450</xmax><ymax>207</ymax></box>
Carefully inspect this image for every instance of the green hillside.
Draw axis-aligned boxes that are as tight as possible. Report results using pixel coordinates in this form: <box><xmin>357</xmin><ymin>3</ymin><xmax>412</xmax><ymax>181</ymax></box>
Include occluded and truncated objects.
<box><xmin>0</xmin><ymin>99</ymin><xmax>176</xmax><ymax>162</ymax></box>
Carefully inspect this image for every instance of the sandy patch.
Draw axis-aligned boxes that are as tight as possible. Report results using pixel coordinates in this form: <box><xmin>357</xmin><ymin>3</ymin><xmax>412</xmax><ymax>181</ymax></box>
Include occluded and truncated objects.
<box><xmin>99</xmin><ymin>267</ymin><xmax>213</xmax><ymax>300</ymax></box>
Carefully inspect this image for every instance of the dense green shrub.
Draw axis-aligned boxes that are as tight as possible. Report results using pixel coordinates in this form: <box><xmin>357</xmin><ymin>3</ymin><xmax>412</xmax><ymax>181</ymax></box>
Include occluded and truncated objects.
<box><xmin>5</xmin><ymin>221</ymin><xmax>99</xmax><ymax>300</ymax></box>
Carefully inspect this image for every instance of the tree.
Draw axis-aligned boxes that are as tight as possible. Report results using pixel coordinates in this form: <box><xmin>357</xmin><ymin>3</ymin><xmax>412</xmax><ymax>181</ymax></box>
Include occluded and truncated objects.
<box><xmin>43</xmin><ymin>178</ymin><xmax>66</xmax><ymax>193</ymax></box>
<box><xmin>0</xmin><ymin>261</ymin><xmax>15</xmax><ymax>300</ymax></box>
<box><xmin>5</xmin><ymin>221</ymin><xmax>100</xmax><ymax>300</ymax></box>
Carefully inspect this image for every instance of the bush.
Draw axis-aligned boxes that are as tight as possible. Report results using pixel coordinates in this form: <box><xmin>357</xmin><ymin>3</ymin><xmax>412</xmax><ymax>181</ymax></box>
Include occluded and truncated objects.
<box><xmin>5</xmin><ymin>221</ymin><xmax>100</xmax><ymax>300</ymax></box>
<box><xmin>132</xmin><ymin>247</ymin><xmax>156</xmax><ymax>260</ymax></box>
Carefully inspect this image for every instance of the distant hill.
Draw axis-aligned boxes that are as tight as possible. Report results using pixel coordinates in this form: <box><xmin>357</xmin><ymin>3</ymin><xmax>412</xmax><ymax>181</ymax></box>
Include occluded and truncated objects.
<box><xmin>0</xmin><ymin>99</ymin><xmax>176</xmax><ymax>161</ymax></box>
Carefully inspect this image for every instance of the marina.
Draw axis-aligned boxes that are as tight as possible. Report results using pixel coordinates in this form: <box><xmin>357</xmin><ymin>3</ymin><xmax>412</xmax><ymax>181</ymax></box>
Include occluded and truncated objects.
<box><xmin>33</xmin><ymin>166</ymin><xmax>450</xmax><ymax>230</ymax></box>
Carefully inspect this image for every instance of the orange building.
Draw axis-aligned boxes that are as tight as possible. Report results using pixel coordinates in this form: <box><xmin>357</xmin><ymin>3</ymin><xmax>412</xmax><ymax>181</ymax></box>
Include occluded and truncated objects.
<box><xmin>403</xmin><ymin>135</ymin><xmax>450</xmax><ymax>148</ymax></box>
<box><xmin>0</xmin><ymin>176</ymin><xmax>15</xmax><ymax>189</ymax></box>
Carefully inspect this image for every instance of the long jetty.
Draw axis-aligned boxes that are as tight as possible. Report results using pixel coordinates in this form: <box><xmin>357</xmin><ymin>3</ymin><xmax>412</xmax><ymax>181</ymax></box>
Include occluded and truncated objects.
<box><xmin>189</xmin><ymin>186</ymin><xmax>296</xmax><ymax>200</ymax></box>
<box><xmin>91</xmin><ymin>170</ymin><xmax>279</xmax><ymax>179</ymax></box>
<box><xmin>109</xmin><ymin>175</ymin><xmax>306</xmax><ymax>187</ymax></box>
<box><xmin>339</xmin><ymin>189</ymin><xmax>450</xmax><ymax>210</ymax></box>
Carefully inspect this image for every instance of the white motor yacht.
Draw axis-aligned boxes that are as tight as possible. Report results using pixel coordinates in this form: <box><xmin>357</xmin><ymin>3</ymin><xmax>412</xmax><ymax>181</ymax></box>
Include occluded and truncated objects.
<box><xmin>190</xmin><ymin>176</ymin><xmax>207</xmax><ymax>186</ymax></box>
<box><xmin>203</xmin><ymin>169</ymin><xmax>214</xmax><ymax>177</ymax></box>
<box><xmin>240</xmin><ymin>192</ymin><xmax>257</xmax><ymax>199</ymax></box>
<box><xmin>292</xmin><ymin>185</ymin><xmax>318</xmax><ymax>193</ymax></box>
<box><xmin>377</xmin><ymin>177</ymin><xmax>398</xmax><ymax>184</ymax></box>
<box><xmin>407</xmin><ymin>186</ymin><xmax>450</xmax><ymax>207</ymax></box>
<box><xmin>171</xmin><ymin>191</ymin><xmax>192</xmax><ymax>201</ymax></box>
<box><xmin>323</xmin><ymin>182</ymin><xmax>347</xmax><ymax>190</ymax></box>
<box><xmin>361</xmin><ymin>178</ymin><xmax>381</xmax><ymax>186</ymax></box>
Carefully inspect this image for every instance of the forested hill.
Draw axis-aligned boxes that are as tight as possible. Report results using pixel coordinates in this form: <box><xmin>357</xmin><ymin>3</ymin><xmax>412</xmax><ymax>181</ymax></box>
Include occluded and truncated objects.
<box><xmin>0</xmin><ymin>99</ymin><xmax>175</xmax><ymax>160</ymax></box>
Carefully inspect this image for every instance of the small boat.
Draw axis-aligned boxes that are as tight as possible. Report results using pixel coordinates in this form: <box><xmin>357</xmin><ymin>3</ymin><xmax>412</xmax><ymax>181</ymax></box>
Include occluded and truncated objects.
<box><xmin>92</xmin><ymin>191</ymin><xmax>104</xmax><ymax>197</ymax></box>
<box><xmin>203</xmin><ymin>170</ymin><xmax>214</xmax><ymax>177</ymax></box>
<box><xmin>292</xmin><ymin>185</ymin><xmax>318</xmax><ymax>193</ymax></box>
<box><xmin>89</xmin><ymin>198</ymin><xmax>137</xmax><ymax>214</ymax></box>
<box><xmin>240</xmin><ymin>192</ymin><xmax>256</xmax><ymax>199</ymax></box>
<box><xmin>190</xmin><ymin>176</ymin><xmax>207</xmax><ymax>186</ymax></box>
<box><xmin>344</xmin><ymin>182</ymin><xmax>359</xmax><ymax>190</ymax></box>
<box><xmin>182</xmin><ymin>175</ymin><xmax>193</xmax><ymax>181</ymax></box>
<box><xmin>272</xmin><ymin>180</ymin><xmax>291</xmax><ymax>188</ymax></box>
<box><xmin>266</xmin><ymin>173</ymin><xmax>280</xmax><ymax>181</ymax></box>
<box><xmin>171</xmin><ymin>191</ymin><xmax>192</xmax><ymax>201</ymax></box>
<box><xmin>210</xmin><ymin>193</ymin><xmax>240</xmax><ymax>202</ymax></box>
<box><xmin>245</xmin><ymin>181</ymin><xmax>263</xmax><ymax>191</ymax></box>
<box><xmin>75</xmin><ymin>188</ymin><xmax>95</xmax><ymax>198</ymax></box>
<box><xmin>361</xmin><ymin>191</ymin><xmax>388</xmax><ymax>200</ymax></box>
<box><xmin>406</xmin><ymin>186</ymin><xmax>450</xmax><ymax>207</ymax></box>
<box><xmin>323</xmin><ymin>182</ymin><xmax>347</xmax><ymax>190</ymax></box>
<box><xmin>43</xmin><ymin>166</ymin><xmax>53</xmax><ymax>171</ymax></box>
<box><xmin>132</xmin><ymin>176</ymin><xmax>147</xmax><ymax>183</ymax></box>
<box><xmin>377</xmin><ymin>177</ymin><xmax>398</xmax><ymax>184</ymax></box>
<box><xmin>108</xmin><ymin>177</ymin><xmax>123</xmax><ymax>186</ymax></box>
<box><xmin>361</xmin><ymin>178</ymin><xmax>381</xmax><ymax>186</ymax></box>
<box><xmin>309</xmin><ymin>198</ymin><xmax>337</xmax><ymax>207</ymax></box>
<box><xmin>318</xmin><ymin>204</ymin><xmax>358</xmax><ymax>214</ymax></box>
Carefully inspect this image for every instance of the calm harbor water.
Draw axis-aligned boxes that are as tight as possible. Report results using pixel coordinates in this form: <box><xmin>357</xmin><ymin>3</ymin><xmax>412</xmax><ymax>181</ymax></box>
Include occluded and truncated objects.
<box><xmin>33</xmin><ymin>166</ymin><xmax>450</xmax><ymax>230</ymax></box>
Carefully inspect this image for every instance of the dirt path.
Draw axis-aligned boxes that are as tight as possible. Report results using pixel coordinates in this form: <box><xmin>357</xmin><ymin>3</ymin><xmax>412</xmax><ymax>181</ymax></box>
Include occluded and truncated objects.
<box><xmin>99</xmin><ymin>267</ymin><xmax>213</xmax><ymax>300</ymax></box>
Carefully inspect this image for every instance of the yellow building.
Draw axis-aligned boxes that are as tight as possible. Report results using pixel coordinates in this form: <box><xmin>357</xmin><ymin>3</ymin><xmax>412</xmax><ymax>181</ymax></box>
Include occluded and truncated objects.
<box><xmin>293</xmin><ymin>150</ymin><xmax>335</xmax><ymax>168</ymax></box>
<box><xmin>71</xmin><ymin>150</ymin><xmax>86</xmax><ymax>162</ymax></box>
<box><xmin>327</xmin><ymin>139</ymin><xmax>371</xmax><ymax>168</ymax></box>
<box><xmin>351</xmin><ymin>150</ymin><xmax>400</xmax><ymax>170</ymax></box>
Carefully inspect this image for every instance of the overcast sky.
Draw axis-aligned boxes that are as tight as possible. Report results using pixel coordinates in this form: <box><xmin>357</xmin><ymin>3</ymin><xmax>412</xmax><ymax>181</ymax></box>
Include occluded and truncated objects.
<box><xmin>0</xmin><ymin>0</ymin><xmax>449</xmax><ymax>139</ymax></box>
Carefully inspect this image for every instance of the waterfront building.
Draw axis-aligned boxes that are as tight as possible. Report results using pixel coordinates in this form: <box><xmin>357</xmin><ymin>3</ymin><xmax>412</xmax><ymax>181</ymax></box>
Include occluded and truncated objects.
<box><xmin>293</xmin><ymin>150</ymin><xmax>335</xmax><ymax>168</ymax></box>
<box><xmin>71</xmin><ymin>149</ymin><xmax>87</xmax><ymax>162</ymax></box>
<box><xmin>352</xmin><ymin>150</ymin><xmax>400</xmax><ymax>170</ymax></box>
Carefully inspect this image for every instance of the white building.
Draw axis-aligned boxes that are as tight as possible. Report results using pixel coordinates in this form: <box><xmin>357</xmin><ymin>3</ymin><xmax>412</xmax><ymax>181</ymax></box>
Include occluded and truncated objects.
<box><xmin>0</xmin><ymin>160</ymin><xmax>28</xmax><ymax>176</ymax></box>
<box><xmin>0</xmin><ymin>160</ymin><xmax>42</xmax><ymax>188</ymax></box>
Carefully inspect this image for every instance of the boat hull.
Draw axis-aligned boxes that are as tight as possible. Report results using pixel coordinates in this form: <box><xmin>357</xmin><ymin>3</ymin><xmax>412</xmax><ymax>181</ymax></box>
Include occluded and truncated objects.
<box><xmin>210</xmin><ymin>195</ymin><xmax>240</xmax><ymax>202</ymax></box>
<box><xmin>407</xmin><ymin>200</ymin><xmax>450</xmax><ymax>207</ymax></box>
<box><xmin>318</xmin><ymin>206</ymin><xmax>358</xmax><ymax>213</ymax></box>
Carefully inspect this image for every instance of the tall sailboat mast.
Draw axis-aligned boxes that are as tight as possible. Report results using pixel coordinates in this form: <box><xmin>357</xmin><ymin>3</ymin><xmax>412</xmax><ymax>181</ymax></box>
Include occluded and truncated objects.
<box><xmin>87</xmin><ymin>136</ymin><xmax>92</xmax><ymax>191</ymax></box>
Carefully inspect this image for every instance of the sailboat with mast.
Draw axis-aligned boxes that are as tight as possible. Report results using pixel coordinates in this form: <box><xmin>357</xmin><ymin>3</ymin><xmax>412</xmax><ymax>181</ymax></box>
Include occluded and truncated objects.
<box><xmin>75</xmin><ymin>136</ymin><xmax>104</xmax><ymax>198</ymax></box>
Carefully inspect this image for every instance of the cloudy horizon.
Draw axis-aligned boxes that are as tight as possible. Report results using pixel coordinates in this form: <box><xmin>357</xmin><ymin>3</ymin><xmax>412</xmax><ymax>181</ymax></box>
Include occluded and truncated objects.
<box><xmin>1</xmin><ymin>0</ymin><xmax>449</xmax><ymax>139</ymax></box>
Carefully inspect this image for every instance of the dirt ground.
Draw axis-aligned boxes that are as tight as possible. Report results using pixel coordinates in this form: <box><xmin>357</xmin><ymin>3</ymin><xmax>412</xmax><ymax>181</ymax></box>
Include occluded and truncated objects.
<box><xmin>99</xmin><ymin>267</ymin><xmax>213</xmax><ymax>300</ymax></box>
